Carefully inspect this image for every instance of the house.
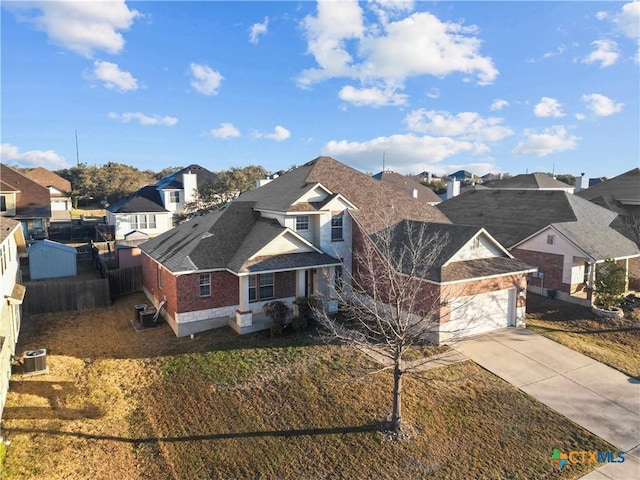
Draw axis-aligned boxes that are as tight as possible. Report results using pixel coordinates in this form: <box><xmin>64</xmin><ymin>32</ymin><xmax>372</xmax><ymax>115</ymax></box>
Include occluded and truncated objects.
<box><xmin>0</xmin><ymin>217</ymin><xmax>27</xmax><ymax>420</ymax></box>
<box><xmin>483</xmin><ymin>173</ymin><xmax>574</xmax><ymax>193</ymax></box>
<box><xmin>106</xmin><ymin>164</ymin><xmax>217</xmax><ymax>239</ymax></box>
<box><xmin>140</xmin><ymin>156</ymin><xmax>535</xmax><ymax>342</ymax></box>
<box><xmin>438</xmin><ymin>190</ymin><xmax>640</xmax><ymax>305</ymax></box>
<box><xmin>576</xmin><ymin>168</ymin><xmax>640</xmax><ymax>288</ymax></box>
<box><xmin>447</xmin><ymin>170</ymin><xmax>476</xmax><ymax>182</ymax></box>
<box><xmin>24</xmin><ymin>167</ymin><xmax>72</xmax><ymax>220</ymax></box>
<box><xmin>27</xmin><ymin>240</ymin><xmax>77</xmax><ymax>280</ymax></box>
<box><xmin>116</xmin><ymin>230</ymin><xmax>149</xmax><ymax>269</ymax></box>
<box><xmin>372</xmin><ymin>171</ymin><xmax>441</xmax><ymax>204</ymax></box>
<box><xmin>0</xmin><ymin>164</ymin><xmax>52</xmax><ymax>241</ymax></box>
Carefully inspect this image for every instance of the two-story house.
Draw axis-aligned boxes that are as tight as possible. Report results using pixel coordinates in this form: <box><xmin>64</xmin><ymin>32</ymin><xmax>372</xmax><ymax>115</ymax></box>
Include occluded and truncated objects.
<box><xmin>0</xmin><ymin>217</ymin><xmax>27</xmax><ymax>420</ymax></box>
<box><xmin>140</xmin><ymin>157</ymin><xmax>535</xmax><ymax>342</ymax></box>
<box><xmin>0</xmin><ymin>164</ymin><xmax>52</xmax><ymax>240</ymax></box>
<box><xmin>106</xmin><ymin>164</ymin><xmax>217</xmax><ymax>239</ymax></box>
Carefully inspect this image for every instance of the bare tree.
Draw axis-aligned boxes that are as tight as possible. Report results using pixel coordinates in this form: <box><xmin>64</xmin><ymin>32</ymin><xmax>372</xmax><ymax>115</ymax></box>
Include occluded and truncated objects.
<box><xmin>314</xmin><ymin>219</ymin><xmax>464</xmax><ymax>434</ymax></box>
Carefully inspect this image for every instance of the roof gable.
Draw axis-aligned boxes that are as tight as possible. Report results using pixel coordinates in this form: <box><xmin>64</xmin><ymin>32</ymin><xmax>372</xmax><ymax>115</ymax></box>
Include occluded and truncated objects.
<box><xmin>0</xmin><ymin>164</ymin><xmax>51</xmax><ymax>218</ymax></box>
<box><xmin>108</xmin><ymin>186</ymin><xmax>169</xmax><ymax>213</ymax></box>
<box><xmin>155</xmin><ymin>164</ymin><xmax>217</xmax><ymax>190</ymax></box>
<box><xmin>28</xmin><ymin>239</ymin><xmax>77</xmax><ymax>254</ymax></box>
<box><xmin>25</xmin><ymin>167</ymin><xmax>71</xmax><ymax>193</ymax></box>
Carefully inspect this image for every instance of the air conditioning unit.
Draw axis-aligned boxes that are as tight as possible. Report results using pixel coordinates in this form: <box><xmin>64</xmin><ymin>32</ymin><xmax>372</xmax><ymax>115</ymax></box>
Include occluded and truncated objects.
<box><xmin>23</xmin><ymin>349</ymin><xmax>48</xmax><ymax>376</ymax></box>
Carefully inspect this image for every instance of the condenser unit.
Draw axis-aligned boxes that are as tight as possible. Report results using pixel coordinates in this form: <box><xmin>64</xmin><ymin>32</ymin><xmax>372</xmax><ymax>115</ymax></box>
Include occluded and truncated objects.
<box><xmin>23</xmin><ymin>349</ymin><xmax>48</xmax><ymax>376</ymax></box>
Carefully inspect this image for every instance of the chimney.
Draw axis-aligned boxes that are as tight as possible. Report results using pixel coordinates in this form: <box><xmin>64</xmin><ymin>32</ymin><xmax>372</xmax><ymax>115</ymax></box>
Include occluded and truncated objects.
<box><xmin>412</xmin><ymin>188</ymin><xmax>418</xmax><ymax>199</ymax></box>
<box><xmin>446</xmin><ymin>179</ymin><xmax>460</xmax><ymax>199</ymax></box>
<box><xmin>574</xmin><ymin>173</ymin><xmax>589</xmax><ymax>193</ymax></box>
<box><xmin>182</xmin><ymin>171</ymin><xmax>197</xmax><ymax>204</ymax></box>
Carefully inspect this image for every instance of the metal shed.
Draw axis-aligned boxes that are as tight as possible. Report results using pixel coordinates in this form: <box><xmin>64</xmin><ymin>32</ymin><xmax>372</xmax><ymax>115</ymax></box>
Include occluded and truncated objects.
<box><xmin>27</xmin><ymin>239</ymin><xmax>77</xmax><ymax>280</ymax></box>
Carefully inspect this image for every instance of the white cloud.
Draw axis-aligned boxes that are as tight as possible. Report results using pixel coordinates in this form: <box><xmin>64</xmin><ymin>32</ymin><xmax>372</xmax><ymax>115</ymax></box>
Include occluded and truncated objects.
<box><xmin>426</xmin><ymin>88</ymin><xmax>440</xmax><ymax>99</ymax></box>
<box><xmin>533</xmin><ymin>97</ymin><xmax>565</xmax><ymax>118</ymax></box>
<box><xmin>297</xmin><ymin>2</ymin><xmax>497</xmax><ymax>105</ymax></box>
<box><xmin>108</xmin><ymin>112</ymin><xmax>178</xmax><ymax>126</ymax></box>
<box><xmin>582</xmin><ymin>39</ymin><xmax>620</xmax><ymax>67</ymax></box>
<box><xmin>581</xmin><ymin>93</ymin><xmax>624</xmax><ymax>116</ymax></box>
<box><xmin>575</xmin><ymin>113</ymin><xmax>587</xmax><ymax>121</ymax></box>
<box><xmin>490</xmin><ymin>99</ymin><xmax>509</xmax><ymax>111</ymax></box>
<box><xmin>85</xmin><ymin>61</ymin><xmax>138</xmax><ymax>92</ymax></box>
<box><xmin>5</xmin><ymin>0</ymin><xmax>140</xmax><ymax>58</ymax></box>
<box><xmin>1</xmin><ymin>143</ymin><xmax>69</xmax><ymax>169</ymax></box>
<box><xmin>322</xmin><ymin>133</ymin><xmax>475</xmax><ymax>172</ymax></box>
<box><xmin>249</xmin><ymin>17</ymin><xmax>269</xmax><ymax>44</ymax></box>
<box><xmin>253</xmin><ymin>125</ymin><xmax>291</xmax><ymax>141</ymax></box>
<box><xmin>189</xmin><ymin>63</ymin><xmax>223</xmax><ymax>95</ymax></box>
<box><xmin>512</xmin><ymin>126</ymin><xmax>579</xmax><ymax>157</ymax></box>
<box><xmin>612</xmin><ymin>1</ymin><xmax>640</xmax><ymax>39</ymax></box>
<box><xmin>339</xmin><ymin>85</ymin><xmax>407</xmax><ymax>107</ymax></box>
<box><xmin>207</xmin><ymin>123</ymin><xmax>241</xmax><ymax>139</ymax></box>
<box><xmin>404</xmin><ymin>109</ymin><xmax>513</xmax><ymax>142</ymax></box>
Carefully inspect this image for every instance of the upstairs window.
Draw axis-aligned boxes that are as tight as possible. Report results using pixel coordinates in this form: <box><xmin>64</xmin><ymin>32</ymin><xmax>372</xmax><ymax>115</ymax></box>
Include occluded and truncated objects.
<box><xmin>547</xmin><ymin>234</ymin><xmax>555</xmax><ymax>245</ymax></box>
<box><xmin>331</xmin><ymin>213</ymin><xmax>343</xmax><ymax>241</ymax></box>
<box><xmin>296</xmin><ymin>216</ymin><xmax>309</xmax><ymax>231</ymax></box>
<box><xmin>199</xmin><ymin>273</ymin><xmax>211</xmax><ymax>297</ymax></box>
<box><xmin>170</xmin><ymin>191</ymin><xmax>180</xmax><ymax>203</ymax></box>
<box><xmin>0</xmin><ymin>195</ymin><xmax>6</xmax><ymax>212</ymax></box>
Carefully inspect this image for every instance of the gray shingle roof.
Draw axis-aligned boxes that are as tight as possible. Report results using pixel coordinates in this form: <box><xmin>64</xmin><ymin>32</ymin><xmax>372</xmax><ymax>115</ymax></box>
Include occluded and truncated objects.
<box><xmin>239</xmin><ymin>157</ymin><xmax>449</xmax><ymax>234</ymax></box>
<box><xmin>107</xmin><ymin>186</ymin><xmax>169</xmax><ymax>213</ymax></box>
<box><xmin>372</xmin><ymin>171</ymin><xmax>441</xmax><ymax>203</ymax></box>
<box><xmin>576</xmin><ymin>168</ymin><xmax>640</xmax><ymax>217</ymax></box>
<box><xmin>369</xmin><ymin>220</ymin><xmax>531</xmax><ymax>282</ymax></box>
<box><xmin>241</xmin><ymin>252</ymin><xmax>340</xmax><ymax>273</ymax></box>
<box><xmin>155</xmin><ymin>164</ymin><xmax>218</xmax><ymax>189</ymax></box>
<box><xmin>484</xmin><ymin>173</ymin><xmax>573</xmax><ymax>190</ymax></box>
<box><xmin>438</xmin><ymin>190</ymin><xmax>640</xmax><ymax>260</ymax></box>
<box><xmin>140</xmin><ymin>201</ymin><xmax>339</xmax><ymax>273</ymax></box>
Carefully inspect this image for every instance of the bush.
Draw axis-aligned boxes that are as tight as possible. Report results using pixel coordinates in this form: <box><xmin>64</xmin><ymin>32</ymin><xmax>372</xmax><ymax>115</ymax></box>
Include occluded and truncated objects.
<box><xmin>294</xmin><ymin>296</ymin><xmax>318</xmax><ymax>320</ymax></box>
<box><xmin>292</xmin><ymin>316</ymin><xmax>308</xmax><ymax>332</ymax></box>
<box><xmin>263</xmin><ymin>301</ymin><xmax>289</xmax><ymax>337</ymax></box>
<box><xmin>595</xmin><ymin>258</ymin><xmax>626</xmax><ymax>310</ymax></box>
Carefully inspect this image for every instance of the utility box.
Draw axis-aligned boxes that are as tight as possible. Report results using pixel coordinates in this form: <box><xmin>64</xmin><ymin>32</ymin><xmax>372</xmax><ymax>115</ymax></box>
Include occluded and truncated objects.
<box><xmin>134</xmin><ymin>304</ymin><xmax>148</xmax><ymax>321</ymax></box>
<box><xmin>23</xmin><ymin>349</ymin><xmax>48</xmax><ymax>376</ymax></box>
<box><xmin>140</xmin><ymin>310</ymin><xmax>156</xmax><ymax>327</ymax></box>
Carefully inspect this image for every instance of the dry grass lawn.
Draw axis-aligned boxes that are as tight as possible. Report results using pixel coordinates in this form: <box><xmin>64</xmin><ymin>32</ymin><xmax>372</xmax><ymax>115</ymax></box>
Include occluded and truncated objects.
<box><xmin>526</xmin><ymin>293</ymin><xmax>640</xmax><ymax>379</ymax></box>
<box><xmin>1</xmin><ymin>293</ymin><xmax>611</xmax><ymax>479</ymax></box>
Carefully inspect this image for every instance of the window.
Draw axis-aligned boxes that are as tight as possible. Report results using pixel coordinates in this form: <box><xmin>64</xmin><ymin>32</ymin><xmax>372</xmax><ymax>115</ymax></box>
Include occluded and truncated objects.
<box><xmin>0</xmin><ymin>244</ymin><xmax>6</xmax><ymax>275</ymax></box>
<box><xmin>296</xmin><ymin>216</ymin><xmax>309</xmax><ymax>231</ymax></box>
<box><xmin>472</xmin><ymin>237</ymin><xmax>480</xmax><ymax>249</ymax></box>
<box><xmin>248</xmin><ymin>273</ymin><xmax>274</xmax><ymax>302</ymax></box>
<box><xmin>170</xmin><ymin>191</ymin><xmax>180</xmax><ymax>203</ymax></box>
<box><xmin>199</xmin><ymin>273</ymin><xmax>211</xmax><ymax>297</ymax></box>
<box><xmin>129</xmin><ymin>214</ymin><xmax>157</xmax><ymax>230</ymax></box>
<box><xmin>547</xmin><ymin>234</ymin><xmax>555</xmax><ymax>245</ymax></box>
<box><xmin>583</xmin><ymin>262</ymin><xmax>591</xmax><ymax>285</ymax></box>
<box><xmin>157</xmin><ymin>265</ymin><xmax>163</xmax><ymax>289</ymax></box>
<box><xmin>0</xmin><ymin>195</ymin><xmax>6</xmax><ymax>212</ymax></box>
<box><xmin>331</xmin><ymin>213</ymin><xmax>343</xmax><ymax>241</ymax></box>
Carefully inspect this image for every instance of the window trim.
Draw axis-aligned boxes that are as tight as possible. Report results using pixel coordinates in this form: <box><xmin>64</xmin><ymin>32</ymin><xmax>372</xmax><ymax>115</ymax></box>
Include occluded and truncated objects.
<box><xmin>248</xmin><ymin>273</ymin><xmax>275</xmax><ymax>302</ymax></box>
<box><xmin>157</xmin><ymin>264</ymin><xmax>163</xmax><ymax>290</ymax></box>
<box><xmin>331</xmin><ymin>212</ymin><xmax>344</xmax><ymax>241</ymax></box>
<box><xmin>295</xmin><ymin>215</ymin><xmax>310</xmax><ymax>231</ymax></box>
<box><xmin>169</xmin><ymin>191</ymin><xmax>180</xmax><ymax>203</ymax></box>
<box><xmin>199</xmin><ymin>273</ymin><xmax>211</xmax><ymax>297</ymax></box>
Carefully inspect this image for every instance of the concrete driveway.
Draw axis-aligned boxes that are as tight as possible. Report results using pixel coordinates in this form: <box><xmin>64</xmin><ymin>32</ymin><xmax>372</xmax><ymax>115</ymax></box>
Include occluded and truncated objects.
<box><xmin>453</xmin><ymin>328</ymin><xmax>640</xmax><ymax>479</ymax></box>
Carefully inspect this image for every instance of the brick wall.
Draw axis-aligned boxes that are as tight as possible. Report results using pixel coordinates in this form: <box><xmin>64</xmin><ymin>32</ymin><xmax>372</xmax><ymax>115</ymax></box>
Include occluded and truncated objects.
<box><xmin>512</xmin><ymin>248</ymin><xmax>567</xmax><ymax>293</ymax></box>
<box><xmin>629</xmin><ymin>257</ymin><xmax>640</xmax><ymax>290</ymax></box>
<box><xmin>141</xmin><ymin>252</ymin><xmax>178</xmax><ymax>320</ymax></box>
<box><xmin>175</xmin><ymin>270</ymin><xmax>239</xmax><ymax>313</ymax></box>
<box><xmin>274</xmin><ymin>271</ymin><xmax>295</xmax><ymax>298</ymax></box>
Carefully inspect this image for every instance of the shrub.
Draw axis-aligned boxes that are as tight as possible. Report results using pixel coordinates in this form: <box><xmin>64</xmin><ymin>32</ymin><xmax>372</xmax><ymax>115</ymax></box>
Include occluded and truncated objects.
<box><xmin>294</xmin><ymin>296</ymin><xmax>318</xmax><ymax>320</ymax></box>
<box><xmin>263</xmin><ymin>301</ymin><xmax>289</xmax><ymax>337</ymax></box>
<box><xmin>291</xmin><ymin>316</ymin><xmax>308</xmax><ymax>332</ymax></box>
<box><xmin>595</xmin><ymin>258</ymin><xmax>626</xmax><ymax>310</ymax></box>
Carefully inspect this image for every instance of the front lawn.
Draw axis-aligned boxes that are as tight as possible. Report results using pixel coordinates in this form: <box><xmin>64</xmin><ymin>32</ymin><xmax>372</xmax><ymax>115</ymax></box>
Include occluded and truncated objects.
<box><xmin>1</xmin><ymin>293</ymin><xmax>611</xmax><ymax>479</ymax></box>
<box><xmin>526</xmin><ymin>293</ymin><xmax>640</xmax><ymax>379</ymax></box>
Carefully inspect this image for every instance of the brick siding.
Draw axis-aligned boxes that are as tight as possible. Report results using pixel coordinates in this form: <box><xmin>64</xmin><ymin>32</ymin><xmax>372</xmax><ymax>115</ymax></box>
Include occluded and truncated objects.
<box><xmin>512</xmin><ymin>248</ymin><xmax>567</xmax><ymax>293</ymax></box>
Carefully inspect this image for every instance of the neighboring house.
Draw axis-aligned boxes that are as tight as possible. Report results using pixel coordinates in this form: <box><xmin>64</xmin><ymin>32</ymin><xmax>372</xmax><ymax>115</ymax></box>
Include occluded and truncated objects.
<box><xmin>438</xmin><ymin>190</ymin><xmax>640</xmax><ymax>305</ymax></box>
<box><xmin>24</xmin><ymin>167</ymin><xmax>72</xmax><ymax>220</ymax></box>
<box><xmin>576</xmin><ymin>168</ymin><xmax>640</xmax><ymax>288</ymax></box>
<box><xmin>447</xmin><ymin>170</ymin><xmax>476</xmax><ymax>182</ymax></box>
<box><xmin>0</xmin><ymin>164</ymin><xmax>52</xmax><ymax>240</ymax></box>
<box><xmin>372</xmin><ymin>171</ymin><xmax>441</xmax><ymax>204</ymax></box>
<box><xmin>116</xmin><ymin>230</ymin><xmax>149</xmax><ymax>268</ymax></box>
<box><xmin>483</xmin><ymin>173</ymin><xmax>574</xmax><ymax>193</ymax></box>
<box><xmin>0</xmin><ymin>217</ymin><xmax>27</xmax><ymax>420</ymax></box>
<box><xmin>107</xmin><ymin>164</ymin><xmax>217</xmax><ymax>239</ymax></box>
<box><xmin>27</xmin><ymin>240</ymin><xmax>77</xmax><ymax>280</ymax></box>
<box><xmin>140</xmin><ymin>156</ymin><xmax>535</xmax><ymax>342</ymax></box>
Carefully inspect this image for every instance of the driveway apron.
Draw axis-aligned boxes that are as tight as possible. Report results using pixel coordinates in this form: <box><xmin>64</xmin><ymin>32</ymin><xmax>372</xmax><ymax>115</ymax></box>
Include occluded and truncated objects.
<box><xmin>453</xmin><ymin>328</ymin><xmax>640</xmax><ymax>479</ymax></box>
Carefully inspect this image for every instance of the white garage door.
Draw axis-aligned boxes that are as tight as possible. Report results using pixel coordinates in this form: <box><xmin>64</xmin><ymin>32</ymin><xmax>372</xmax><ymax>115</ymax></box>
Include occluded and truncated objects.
<box><xmin>441</xmin><ymin>288</ymin><xmax>516</xmax><ymax>342</ymax></box>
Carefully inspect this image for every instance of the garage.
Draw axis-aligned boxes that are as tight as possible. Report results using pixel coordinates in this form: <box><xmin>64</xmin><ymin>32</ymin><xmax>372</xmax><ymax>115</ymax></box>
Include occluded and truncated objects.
<box><xmin>441</xmin><ymin>288</ymin><xmax>516</xmax><ymax>342</ymax></box>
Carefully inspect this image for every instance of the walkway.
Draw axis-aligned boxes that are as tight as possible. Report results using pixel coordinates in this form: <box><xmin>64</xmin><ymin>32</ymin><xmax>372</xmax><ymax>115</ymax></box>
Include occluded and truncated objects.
<box><xmin>453</xmin><ymin>328</ymin><xmax>640</xmax><ymax>480</ymax></box>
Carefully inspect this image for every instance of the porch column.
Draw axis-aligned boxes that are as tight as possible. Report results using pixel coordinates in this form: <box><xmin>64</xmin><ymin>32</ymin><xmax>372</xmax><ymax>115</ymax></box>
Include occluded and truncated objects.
<box><xmin>624</xmin><ymin>258</ymin><xmax>630</xmax><ymax>292</ymax></box>
<box><xmin>296</xmin><ymin>270</ymin><xmax>306</xmax><ymax>298</ymax></box>
<box><xmin>587</xmin><ymin>261</ymin><xmax>597</xmax><ymax>304</ymax></box>
<box><xmin>324</xmin><ymin>266</ymin><xmax>339</xmax><ymax>313</ymax></box>
<box><xmin>235</xmin><ymin>275</ymin><xmax>253</xmax><ymax>328</ymax></box>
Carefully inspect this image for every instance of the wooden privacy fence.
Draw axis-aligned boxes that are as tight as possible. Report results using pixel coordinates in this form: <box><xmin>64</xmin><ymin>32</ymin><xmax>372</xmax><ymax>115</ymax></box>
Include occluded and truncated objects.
<box><xmin>108</xmin><ymin>266</ymin><xmax>142</xmax><ymax>297</ymax></box>
<box><xmin>23</xmin><ymin>278</ymin><xmax>111</xmax><ymax>315</ymax></box>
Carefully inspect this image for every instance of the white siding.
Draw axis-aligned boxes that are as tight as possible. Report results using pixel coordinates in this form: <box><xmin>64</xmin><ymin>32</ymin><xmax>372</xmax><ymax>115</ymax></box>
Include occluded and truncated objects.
<box><xmin>111</xmin><ymin>212</ymin><xmax>173</xmax><ymax>240</ymax></box>
<box><xmin>251</xmin><ymin>232</ymin><xmax>315</xmax><ymax>258</ymax></box>
<box><xmin>448</xmin><ymin>234</ymin><xmax>504</xmax><ymax>262</ymax></box>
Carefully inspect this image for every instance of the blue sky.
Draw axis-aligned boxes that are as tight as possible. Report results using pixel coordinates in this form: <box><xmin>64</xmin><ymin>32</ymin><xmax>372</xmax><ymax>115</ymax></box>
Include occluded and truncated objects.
<box><xmin>1</xmin><ymin>1</ymin><xmax>638</xmax><ymax>178</ymax></box>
